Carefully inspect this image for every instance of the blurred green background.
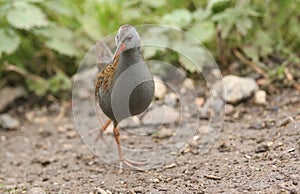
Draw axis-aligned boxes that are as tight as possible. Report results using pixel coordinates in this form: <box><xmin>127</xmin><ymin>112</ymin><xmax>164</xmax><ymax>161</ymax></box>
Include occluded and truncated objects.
<box><xmin>0</xmin><ymin>0</ymin><xmax>299</xmax><ymax>99</ymax></box>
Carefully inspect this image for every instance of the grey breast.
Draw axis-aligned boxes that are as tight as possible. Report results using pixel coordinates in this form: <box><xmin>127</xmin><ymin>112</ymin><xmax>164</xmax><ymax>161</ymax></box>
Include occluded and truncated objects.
<box><xmin>100</xmin><ymin>48</ymin><xmax>154</xmax><ymax>123</ymax></box>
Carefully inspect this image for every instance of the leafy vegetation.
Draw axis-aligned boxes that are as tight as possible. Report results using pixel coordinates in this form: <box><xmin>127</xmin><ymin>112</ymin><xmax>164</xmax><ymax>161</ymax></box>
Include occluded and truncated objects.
<box><xmin>0</xmin><ymin>0</ymin><xmax>299</xmax><ymax>98</ymax></box>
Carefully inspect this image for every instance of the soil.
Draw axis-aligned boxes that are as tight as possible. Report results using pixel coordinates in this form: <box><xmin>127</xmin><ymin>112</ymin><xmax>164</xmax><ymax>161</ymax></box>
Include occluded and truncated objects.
<box><xmin>0</xmin><ymin>89</ymin><xmax>299</xmax><ymax>194</ymax></box>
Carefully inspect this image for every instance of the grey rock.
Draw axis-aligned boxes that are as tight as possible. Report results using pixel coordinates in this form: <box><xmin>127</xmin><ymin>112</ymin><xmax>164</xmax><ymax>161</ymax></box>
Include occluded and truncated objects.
<box><xmin>0</xmin><ymin>114</ymin><xmax>20</xmax><ymax>130</ymax></box>
<box><xmin>0</xmin><ymin>86</ymin><xmax>27</xmax><ymax>112</ymax></box>
<box><xmin>214</xmin><ymin>75</ymin><xmax>258</xmax><ymax>104</ymax></box>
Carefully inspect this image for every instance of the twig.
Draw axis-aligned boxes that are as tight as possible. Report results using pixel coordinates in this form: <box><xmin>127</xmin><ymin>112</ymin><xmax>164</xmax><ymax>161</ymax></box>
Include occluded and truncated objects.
<box><xmin>232</xmin><ymin>48</ymin><xmax>268</xmax><ymax>77</ymax></box>
<box><xmin>4</xmin><ymin>62</ymin><xmax>47</xmax><ymax>84</ymax></box>
<box><xmin>204</xmin><ymin>174</ymin><xmax>222</xmax><ymax>180</ymax></box>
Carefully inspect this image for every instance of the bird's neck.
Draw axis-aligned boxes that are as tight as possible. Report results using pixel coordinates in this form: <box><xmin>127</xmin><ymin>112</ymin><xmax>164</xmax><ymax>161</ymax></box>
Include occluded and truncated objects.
<box><xmin>118</xmin><ymin>46</ymin><xmax>143</xmax><ymax>70</ymax></box>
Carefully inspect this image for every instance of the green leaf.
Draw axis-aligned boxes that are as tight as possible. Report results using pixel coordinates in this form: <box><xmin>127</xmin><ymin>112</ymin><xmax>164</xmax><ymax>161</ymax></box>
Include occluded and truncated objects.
<box><xmin>78</xmin><ymin>15</ymin><xmax>103</xmax><ymax>40</ymax></box>
<box><xmin>188</xmin><ymin>21</ymin><xmax>215</xmax><ymax>43</ymax></box>
<box><xmin>243</xmin><ymin>46</ymin><xmax>259</xmax><ymax>62</ymax></box>
<box><xmin>35</xmin><ymin>24</ymin><xmax>78</xmax><ymax>56</ymax></box>
<box><xmin>208</xmin><ymin>0</ymin><xmax>232</xmax><ymax>14</ymax></box>
<box><xmin>174</xmin><ymin>43</ymin><xmax>208</xmax><ymax>73</ymax></box>
<box><xmin>25</xmin><ymin>78</ymin><xmax>48</xmax><ymax>96</ymax></box>
<box><xmin>6</xmin><ymin>2</ymin><xmax>48</xmax><ymax>30</ymax></box>
<box><xmin>192</xmin><ymin>8</ymin><xmax>211</xmax><ymax>21</ymax></box>
<box><xmin>0</xmin><ymin>29</ymin><xmax>20</xmax><ymax>57</ymax></box>
<box><xmin>256</xmin><ymin>31</ymin><xmax>273</xmax><ymax>56</ymax></box>
<box><xmin>162</xmin><ymin>9</ymin><xmax>192</xmax><ymax>28</ymax></box>
<box><xmin>144</xmin><ymin>0</ymin><xmax>166</xmax><ymax>8</ymax></box>
<box><xmin>236</xmin><ymin>17</ymin><xmax>252</xmax><ymax>35</ymax></box>
<box><xmin>46</xmin><ymin>39</ymin><xmax>78</xmax><ymax>57</ymax></box>
<box><xmin>21</xmin><ymin>0</ymin><xmax>45</xmax><ymax>2</ymax></box>
<box><xmin>48</xmin><ymin>72</ymin><xmax>71</xmax><ymax>94</ymax></box>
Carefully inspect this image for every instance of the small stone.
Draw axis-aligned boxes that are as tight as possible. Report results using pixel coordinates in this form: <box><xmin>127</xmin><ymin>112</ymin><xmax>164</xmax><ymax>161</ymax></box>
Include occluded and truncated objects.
<box><xmin>254</xmin><ymin>90</ymin><xmax>267</xmax><ymax>105</ymax></box>
<box><xmin>28</xmin><ymin>187</ymin><xmax>46</xmax><ymax>194</ymax></box>
<box><xmin>151</xmin><ymin>178</ymin><xmax>160</xmax><ymax>183</ymax></box>
<box><xmin>33</xmin><ymin>116</ymin><xmax>48</xmax><ymax>124</ymax></box>
<box><xmin>61</xmin><ymin>162</ymin><xmax>68</xmax><ymax>168</ymax></box>
<box><xmin>225</xmin><ymin>104</ymin><xmax>234</xmax><ymax>115</ymax></box>
<box><xmin>93</xmin><ymin>187</ymin><xmax>107</xmax><ymax>194</ymax></box>
<box><xmin>164</xmin><ymin>92</ymin><xmax>178</xmax><ymax>107</ymax></box>
<box><xmin>255</xmin><ymin>144</ymin><xmax>270</xmax><ymax>153</ymax></box>
<box><xmin>0</xmin><ymin>135</ymin><xmax>7</xmax><ymax>141</ymax></box>
<box><xmin>63</xmin><ymin>176</ymin><xmax>71</xmax><ymax>181</ymax></box>
<box><xmin>38</xmin><ymin>127</ymin><xmax>52</xmax><ymax>138</ymax></box>
<box><xmin>134</xmin><ymin>186</ymin><xmax>144</xmax><ymax>193</ymax></box>
<box><xmin>196</xmin><ymin>97</ymin><xmax>205</xmax><ymax>106</ymax></box>
<box><xmin>66</xmin><ymin>131</ymin><xmax>77</xmax><ymax>139</ymax></box>
<box><xmin>165</xmin><ymin>163</ymin><xmax>176</xmax><ymax>169</ymax></box>
<box><xmin>42</xmin><ymin>176</ymin><xmax>49</xmax><ymax>181</ymax></box>
<box><xmin>48</xmin><ymin>103</ymin><xmax>60</xmax><ymax>114</ymax></box>
<box><xmin>0</xmin><ymin>114</ymin><xmax>20</xmax><ymax>130</ymax></box>
<box><xmin>154</xmin><ymin>76</ymin><xmax>167</xmax><ymax>99</ymax></box>
<box><xmin>153</xmin><ymin>128</ymin><xmax>174</xmax><ymax>139</ymax></box>
<box><xmin>142</xmin><ymin>104</ymin><xmax>180</xmax><ymax>125</ymax></box>
<box><xmin>182</xmin><ymin>78</ymin><xmax>194</xmax><ymax>90</ymax></box>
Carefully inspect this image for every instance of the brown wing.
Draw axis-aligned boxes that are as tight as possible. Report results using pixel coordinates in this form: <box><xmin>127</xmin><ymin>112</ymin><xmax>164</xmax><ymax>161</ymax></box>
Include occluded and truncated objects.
<box><xmin>95</xmin><ymin>57</ymin><xmax>120</xmax><ymax>96</ymax></box>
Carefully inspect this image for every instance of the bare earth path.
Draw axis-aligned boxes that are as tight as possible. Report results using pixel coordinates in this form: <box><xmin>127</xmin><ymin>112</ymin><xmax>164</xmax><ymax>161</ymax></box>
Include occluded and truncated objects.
<box><xmin>0</xmin><ymin>89</ymin><xmax>299</xmax><ymax>193</ymax></box>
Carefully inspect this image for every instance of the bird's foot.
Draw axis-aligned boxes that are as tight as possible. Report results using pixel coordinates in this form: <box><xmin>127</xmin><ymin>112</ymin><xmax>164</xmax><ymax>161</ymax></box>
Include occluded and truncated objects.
<box><xmin>118</xmin><ymin>158</ymin><xmax>147</xmax><ymax>174</ymax></box>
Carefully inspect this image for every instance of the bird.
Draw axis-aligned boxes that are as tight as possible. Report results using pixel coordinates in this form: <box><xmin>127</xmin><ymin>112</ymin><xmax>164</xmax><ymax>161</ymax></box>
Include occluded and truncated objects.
<box><xmin>94</xmin><ymin>24</ymin><xmax>154</xmax><ymax>173</ymax></box>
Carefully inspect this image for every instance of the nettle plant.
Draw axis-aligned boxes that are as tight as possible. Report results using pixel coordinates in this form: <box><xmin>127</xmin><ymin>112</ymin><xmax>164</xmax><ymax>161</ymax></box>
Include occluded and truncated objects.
<box><xmin>0</xmin><ymin>0</ymin><xmax>84</xmax><ymax>96</ymax></box>
<box><xmin>0</xmin><ymin>0</ymin><xmax>299</xmax><ymax>98</ymax></box>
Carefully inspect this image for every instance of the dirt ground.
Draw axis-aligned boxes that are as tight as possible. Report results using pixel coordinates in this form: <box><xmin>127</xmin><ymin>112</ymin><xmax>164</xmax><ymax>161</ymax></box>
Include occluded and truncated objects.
<box><xmin>0</xmin><ymin>89</ymin><xmax>299</xmax><ymax>194</ymax></box>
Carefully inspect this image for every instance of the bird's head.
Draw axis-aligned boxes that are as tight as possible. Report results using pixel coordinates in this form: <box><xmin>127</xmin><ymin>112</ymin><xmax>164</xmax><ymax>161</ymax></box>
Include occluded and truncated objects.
<box><xmin>112</xmin><ymin>25</ymin><xmax>141</xmax><ymax>60</ymax></box>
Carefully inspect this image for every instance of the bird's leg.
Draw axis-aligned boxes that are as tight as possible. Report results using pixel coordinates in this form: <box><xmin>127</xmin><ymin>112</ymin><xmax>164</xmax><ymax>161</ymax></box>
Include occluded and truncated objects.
<box><xmin>94</xmin><ymin>120</ymin><xmax>112</xmax><ymax>144</ymax></box>
<box><xmin>113</xmin><ymin>125</ymin><xmax>146</xmax><ymax>174</ymax></box>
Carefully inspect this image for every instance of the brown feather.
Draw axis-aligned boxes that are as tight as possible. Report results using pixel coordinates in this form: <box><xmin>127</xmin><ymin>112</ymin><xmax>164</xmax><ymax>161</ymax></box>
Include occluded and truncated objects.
<box><xmin>95</xmin><ymin>56</ymin><xmax>120</xmax><ymax>96</ymax></box>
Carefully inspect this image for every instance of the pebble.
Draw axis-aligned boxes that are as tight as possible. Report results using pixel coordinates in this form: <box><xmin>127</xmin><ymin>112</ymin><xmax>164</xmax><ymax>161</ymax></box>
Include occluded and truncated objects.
<box><xmin>63</xmin><ymin>176</ymin><xmax>71</xmax><ymax>181</ymax></box>
<box><xmin>92</xmin><ymin>187</ymin><xmax>108</xmax><ymax>194</ymax></box>
<box><xmin>133</xmin><ymin>186</ymin><xmax>144</xmax><ymax>193</ymax></box>
<box><xmin>142</xmin><ymin>105</ymin><xmax>180</xmax><ymax>125</ymax></box>
<box><xmin>164</xmin><ymin>92</ymin><xmax>178</xmax><ymax>107</ymax></box>
<box><xmin>182</xmin><ymin>78</ymin><xmax>194</xmax><ymax>90</ymax></box>
<box><xmin>196</xmin><ymin>97</ymin><xmax>204</xmax><ymax>106</ymax></box>
<box><xmin>78</xmin><ymin>89</ymin><xmax>90</xmax><ymax>99</ymax></box>
<box><xmin>254</xmin><ymin>90</ymin><xmax>267</xmax><ymax>105</ymax></box>
<box><xmin>225</xmin><ymin>104</ymin><xmax>234</xmax><ymax>115</ymax></box>
<box><xmin>0</xmin><ymin>86</ymin><xmax>27</xmax><ymax>112</ymax></box>
<box><xmin>153</xmin><ymin>127</ymin><xmax>174</xmax><ymax>139</ymax></box>
<box><xmin>165</xmin><ymin>163</ymin><xmax>176</xmax><ymax>169</ymax></box>
<box><xmin>38</xmin><ymin>127</ymin><xmax>52</xmax><ymax>138</ymax></box>
<box><xmin>214</xmin><ymin>75</ymin><xmax>259</xmax><ymax>104</ymax></box>
<box><xmin>0</xmin><ymin>114</ymin><xmax>20</xmax><ymax>130</ymax></box>
<box><xmin>255</xmin><ymin>144</ymin><xmax>270</xmax><ymax>153</ymax></box>
<box><xmin>66</xmin><ymin>131</ymin><xmax>77</xmax><ymax>139</ymax></box>
<box><xmin>154</xmin><ymin>76</ymin><xmax>167</xmax><ymax>99</ymax></box>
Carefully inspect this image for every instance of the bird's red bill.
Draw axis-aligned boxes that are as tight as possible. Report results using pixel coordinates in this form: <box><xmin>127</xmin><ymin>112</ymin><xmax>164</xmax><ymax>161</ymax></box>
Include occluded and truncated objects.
<box><xmin>113</xmin><ymin>43</ymin><xmax>126</xmax><ymax>61</ymax></box>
